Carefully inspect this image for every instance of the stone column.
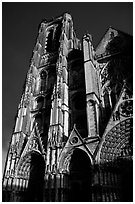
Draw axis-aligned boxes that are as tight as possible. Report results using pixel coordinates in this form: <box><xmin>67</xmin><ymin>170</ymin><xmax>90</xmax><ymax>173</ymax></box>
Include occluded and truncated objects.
<box><xmin>95</xmin><ymin>102</ymin><xmax>100</xmax><ymax>136</ymax></box>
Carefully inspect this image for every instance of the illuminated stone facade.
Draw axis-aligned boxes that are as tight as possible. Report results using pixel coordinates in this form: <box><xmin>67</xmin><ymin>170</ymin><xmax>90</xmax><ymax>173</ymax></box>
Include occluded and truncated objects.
<box><xmin>3</xmin><ymin>13</ymin><xmax>133</xmax><ymax>202</ymax></box>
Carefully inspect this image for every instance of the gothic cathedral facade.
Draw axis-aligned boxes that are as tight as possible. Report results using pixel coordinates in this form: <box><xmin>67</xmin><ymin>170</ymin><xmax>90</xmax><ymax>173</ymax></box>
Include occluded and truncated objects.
<box><xmin>3</xmin><ymin>13</ymin><xmax>133</xmax><ymax>202</ymax></box>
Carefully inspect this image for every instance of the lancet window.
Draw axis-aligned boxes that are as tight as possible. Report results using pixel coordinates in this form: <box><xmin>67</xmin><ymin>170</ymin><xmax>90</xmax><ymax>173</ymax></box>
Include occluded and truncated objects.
<box><xmin>40</xmin><ymin>70</ymin><xmax>47</xmax><ymax>93</ymax></box>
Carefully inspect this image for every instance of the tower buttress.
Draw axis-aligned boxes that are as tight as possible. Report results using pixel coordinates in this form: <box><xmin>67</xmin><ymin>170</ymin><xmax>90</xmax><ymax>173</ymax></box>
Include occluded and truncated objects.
<box><xmin>83</xmin><ymin>34</ymin><xmax>100</xmax><ymax>137</ymax></box>
<box><xmin>45</xmin><ymin>14</ymin><xmax>74</xmax><ymax>201</ymax></box>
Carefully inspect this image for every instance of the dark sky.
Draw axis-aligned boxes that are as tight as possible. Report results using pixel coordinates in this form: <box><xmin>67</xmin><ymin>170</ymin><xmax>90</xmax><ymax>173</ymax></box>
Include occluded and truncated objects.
<box><xmin>2</xmin><ymin>2</ymin><xmax>133</xmax><ymax>170</ymax></box>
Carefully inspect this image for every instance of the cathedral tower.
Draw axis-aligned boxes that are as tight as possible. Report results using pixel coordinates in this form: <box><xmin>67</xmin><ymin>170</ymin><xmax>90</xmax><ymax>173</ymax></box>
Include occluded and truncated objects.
<box><xmin>3</xmin><ymin>13</ymin><xmax>133</xmax><ymax>202</ymax></box>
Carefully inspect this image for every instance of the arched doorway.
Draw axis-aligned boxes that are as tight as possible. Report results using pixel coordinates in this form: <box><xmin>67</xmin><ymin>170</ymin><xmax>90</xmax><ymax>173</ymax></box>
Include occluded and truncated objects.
<box><xmin>25</xmin><ymin>152</ymin><xmax>45</xmax><ymax>201</ymax></box>
<box><xmin>69</xmin><ymin>149</ymin><xmax>92</xmax><ymax>201</ymax></box>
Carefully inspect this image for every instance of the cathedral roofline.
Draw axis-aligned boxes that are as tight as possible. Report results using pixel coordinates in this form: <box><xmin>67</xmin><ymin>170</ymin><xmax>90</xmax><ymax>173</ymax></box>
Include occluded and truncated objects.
<box><xmin>95</xmin><ymin>26</ymin><xmax>132</xmax><ymax>51</ymax></box>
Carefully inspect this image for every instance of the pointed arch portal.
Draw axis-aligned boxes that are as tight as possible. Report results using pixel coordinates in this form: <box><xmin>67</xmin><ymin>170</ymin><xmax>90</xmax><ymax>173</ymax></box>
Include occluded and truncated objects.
<box><xmin>69</xmin><ymin>149</ymin><xmax>92</xmax><ymax>202</ymax></box>
<box><xmin>24</xmin><ymin>152</ymin><xmax>45</xmax><ymax>202</ymax></box>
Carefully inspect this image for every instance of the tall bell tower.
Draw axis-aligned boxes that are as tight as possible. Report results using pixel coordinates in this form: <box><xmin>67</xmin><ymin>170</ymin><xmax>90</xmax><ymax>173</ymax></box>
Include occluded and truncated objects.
<box><xmin>2</xmin><ymin>13</ymin><xmax>80</xmax><ymax>201</ymax></box>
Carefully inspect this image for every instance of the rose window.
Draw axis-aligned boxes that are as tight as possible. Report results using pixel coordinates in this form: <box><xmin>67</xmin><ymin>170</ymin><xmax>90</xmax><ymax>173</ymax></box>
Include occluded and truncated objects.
<box><xmin>119</xmin><ymin>100</ymin><xmax>133</xmax><ymax>117</ymax></box>
<box><xmin>70</xmin><ymin>136</ymin><xmax>79</xmax><ymax>145</ymax></box>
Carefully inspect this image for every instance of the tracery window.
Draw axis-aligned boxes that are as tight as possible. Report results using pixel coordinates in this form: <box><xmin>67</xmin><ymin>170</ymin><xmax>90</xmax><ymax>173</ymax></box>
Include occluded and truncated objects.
<box><xmin>46</xmin><ymin>29</ymin><xmax>54</xmax><ymax>52</ymax></box>
<box><xmin>34</xmin><ymin>113</ymin><xmax>43</xmax><ymax>131</ymax></box>
<box><xmin>40</xmin><ymin>70</ymin><xmax>47</xmax><ymax>92</ymax></box>
<box><xmin>46</xmin><ymin>23</ymin><xmax>62</xmax><ymax>53</ymax></box>
<box><xmin>36</xmin><ymin>96</ymin><xmax>44</xmax><ymax>110</ymax></box>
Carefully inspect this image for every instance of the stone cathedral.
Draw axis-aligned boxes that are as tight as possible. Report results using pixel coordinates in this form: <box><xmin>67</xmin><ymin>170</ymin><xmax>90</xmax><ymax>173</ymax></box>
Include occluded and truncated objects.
<box><xmin>2</xmin><ymin>13</ymin><xmax>133</xmax><ymax>202</ymax></box>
